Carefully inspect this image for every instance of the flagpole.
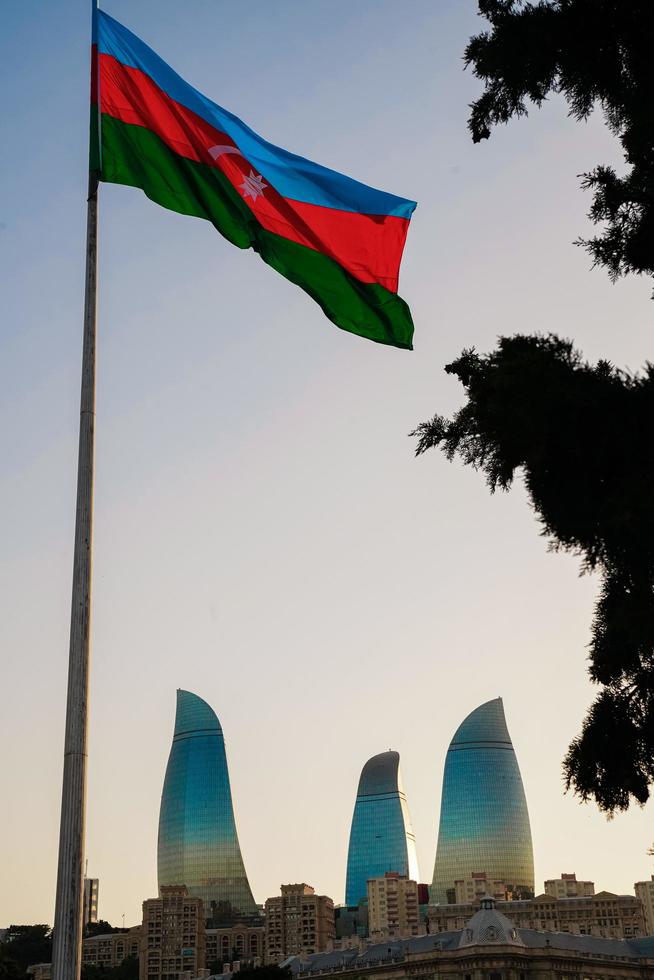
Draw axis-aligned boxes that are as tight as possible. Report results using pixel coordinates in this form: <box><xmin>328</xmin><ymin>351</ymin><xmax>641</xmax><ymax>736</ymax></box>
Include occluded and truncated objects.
<box><xmin>52</xmin><ymin>2</ymin><xmax>99</xmax><ymax>977</ymax></box>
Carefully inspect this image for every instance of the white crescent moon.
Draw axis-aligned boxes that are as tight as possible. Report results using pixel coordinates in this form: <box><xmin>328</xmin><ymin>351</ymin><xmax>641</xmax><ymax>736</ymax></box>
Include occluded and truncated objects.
<box><xmin>208</xmin><ymin>144</ymin><xmax>242</xmax><ymax>160</ymax></box>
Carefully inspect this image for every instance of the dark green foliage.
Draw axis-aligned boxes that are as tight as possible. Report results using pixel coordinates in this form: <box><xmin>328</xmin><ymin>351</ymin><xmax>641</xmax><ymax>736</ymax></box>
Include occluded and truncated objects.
<box><xmin>465</xmin><ymin>0</ymin><xmax>654</xmax><ymax>281</ymax></box>
<box><xmin>81</xmin><ymin>956</ymin><xmax>138</xmax><ymax>980</ymax></box>
<box><xmin>84</xmin><ymin>922</ymin><xmax>122</xmax><ymax>939</ymax></box>
<box><xmin>2</xmin><ymin>927</ymin><xmax>52</xmax><ymax>976</ymax></box>
<box><xmin>413</xmin><ymin>335</ymin><xmax>654</xmax><ymax>811</ymax></box>
<box><xmin>0</xmin><ymin>925</ymin><xmax>135</xmax><ymax>980</ymax></box>
<box><xmin>0</xmin><ymin>946</ymin><xmax>24</xmax><ymax>980</ymax></box>
<box><xmin>414</xmin><ymin>0</ymin><xmax>654</xmax><ymax>812</ymax></box>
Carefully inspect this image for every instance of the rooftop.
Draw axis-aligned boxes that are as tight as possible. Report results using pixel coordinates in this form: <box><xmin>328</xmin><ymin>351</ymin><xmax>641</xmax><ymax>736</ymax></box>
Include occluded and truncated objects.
<box><xmin>279</xmin><ymin>899</ymin><xmax>652</xmax><ymax>977</ymax></box>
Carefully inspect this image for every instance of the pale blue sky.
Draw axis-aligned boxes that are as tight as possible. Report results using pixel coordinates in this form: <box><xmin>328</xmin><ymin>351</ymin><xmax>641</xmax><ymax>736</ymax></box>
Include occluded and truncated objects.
<box><xmin>2</xmin><ymin>0</ymin><xmax>653</xmax><ymax>928</ymax></box>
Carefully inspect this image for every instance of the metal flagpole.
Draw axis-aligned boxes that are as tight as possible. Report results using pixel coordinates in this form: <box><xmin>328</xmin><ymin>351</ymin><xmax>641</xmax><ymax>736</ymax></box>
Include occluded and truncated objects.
<box><xmin>52</xmin><ymin>2</ymin><xmax>99</xmax><ymax>978</ymax></box>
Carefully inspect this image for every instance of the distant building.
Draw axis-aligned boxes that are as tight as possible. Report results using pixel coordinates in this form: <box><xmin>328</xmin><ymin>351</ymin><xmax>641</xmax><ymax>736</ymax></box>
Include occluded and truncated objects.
<box><xmin>544</xmin><ymin>873</ymin><xmax>594</xmax><ymax>899</ymax></box>
<box><xmin>265</xmin><ymin>884</ymin><xmax>335</xmax><ymax>963</ymax></box>
<box><xmin>205</xmin><ymin>924</ymin><xmax>264</xmax><ymax>968</ymax></box>
<box><xmin>453</xmin><ymin>872</ymin><xmax>511</xmax><ymax>904</ymax></box>
<box><xmin>431</xmin><ymin>698</ymin><xmax>534</xmax><ymax>904</ymax></box>
<box><xmin>158</xmin><ymin>690</ymin><xmax>257</xmax><ymax>922</ymax></box>
<box><xmin>83</xmin><ymin>878</ymin><xmax>99</xmax><ymax>927</ymax></box>
<box><xmin>367</xmin><ymin>873</ymin><xmax>421</xmax><ymax>939</ymax></box>
<box><xmin>26</xmin><ymin>966</ymin><xmax>51</xmax><ymax>980</ymax></box>
<box><xmin>345</xmin><ymin>751</ymin><xmax>419</xmax><ymax>907</ymax></box>
<box><xmin>334</xmin><ymin>903</ymin><xmax>368</xmax><ymax>941</ymax></box>
<box><xmin>83</xmin><ymin>928</ymin><xmax>141</xmax><ymax>969</ymax></box>
<box><xmin>427</xmin><ymin>891</ymin><xmax>644</xmax><ymax>939</ymax></box>
<box><xmin>140</xmin><ymin>886</ymin><xmax>205</xmax><ymax>980</ymax></box>
<box><xmin>278</xmin><ymin>897</ymin><xmax>654</xmax><ymax>980</ymax></box>
<box><xmin>417</xmin><ymin>884</ymin><xmax>430</xmax><ymax>906</ymax></box>
<box><xmin>33</xmin><ymin>930</ymin><xmax>142</xmax><ymax>980</ymax></box>
<box><xmin>635</xmin><ymin>877</ymin><xmax>654</xmax><ymax>935</ymax></box>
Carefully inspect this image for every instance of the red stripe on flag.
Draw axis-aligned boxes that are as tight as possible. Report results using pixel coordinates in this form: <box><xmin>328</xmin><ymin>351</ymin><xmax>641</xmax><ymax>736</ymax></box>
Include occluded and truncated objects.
<box><xmin>98</xmin><ymin>53</ymin><xmax>409</xmax><ymax>290</ymax></box>
<box><xmin>91</xmin><ymin>44</ymin><xmax>98</xmax><ymax>104</ymax></box>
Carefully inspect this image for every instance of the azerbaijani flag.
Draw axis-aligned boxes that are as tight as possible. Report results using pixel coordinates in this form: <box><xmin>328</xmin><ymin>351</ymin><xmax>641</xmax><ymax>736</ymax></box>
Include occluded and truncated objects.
<box><xmin>92</xmin><ymin>11</ymin><xmax>416</xmax><ymax>349</ymax></box>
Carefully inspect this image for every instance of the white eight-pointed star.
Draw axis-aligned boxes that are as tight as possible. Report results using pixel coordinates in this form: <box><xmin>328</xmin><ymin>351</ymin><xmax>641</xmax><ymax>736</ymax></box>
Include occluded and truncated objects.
<box><xmin>240</xmin><ymin>170</ymin><xmax>268</xmax><ymax>201</ymax></box>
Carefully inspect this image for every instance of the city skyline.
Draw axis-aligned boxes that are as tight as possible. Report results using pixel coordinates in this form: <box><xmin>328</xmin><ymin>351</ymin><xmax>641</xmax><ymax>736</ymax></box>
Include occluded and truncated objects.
<box><xmin>5</xmin><ymin>677</ymin><xmax>654</xmax><ymax>925</ymax></box>
<box><xmin>50</xmin><ymin>692</ymin><xmax>638</xmax><ymax>924</ymax></box>
<box><xmin>3</xmin><ymin>0</ymin><xmax>654</xmax><ymax>930</ymax></box>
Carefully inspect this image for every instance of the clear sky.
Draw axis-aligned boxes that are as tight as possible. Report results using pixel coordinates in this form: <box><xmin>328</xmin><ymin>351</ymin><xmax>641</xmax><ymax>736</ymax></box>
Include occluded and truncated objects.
<box><xmin>2</xmin><ymin>0</ymin><xmax>653</xmax><ymax>929</ymax></box>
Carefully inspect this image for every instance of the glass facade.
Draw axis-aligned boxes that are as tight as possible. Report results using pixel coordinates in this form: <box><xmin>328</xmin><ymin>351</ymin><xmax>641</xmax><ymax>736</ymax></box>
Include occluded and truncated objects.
<box><xmin>344</xmin><ymin>751</ymin><xmax>420</xmax><ymax>907</ymax></box>
<box><xmin>430</xmin><ymin>697</ymin><xmax>534</xmax><ymax>904</ymax></box>
<box><xmin>157</xmin><ymin>690</ymin><xmax>257</xmax><ymax>918</ymax></box>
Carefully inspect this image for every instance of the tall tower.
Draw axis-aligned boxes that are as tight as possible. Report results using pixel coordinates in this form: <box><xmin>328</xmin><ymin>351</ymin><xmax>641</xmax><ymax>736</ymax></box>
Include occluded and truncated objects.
<box><xmin>430</xmin><ymin>697</ymin><xmax>534</xmax><ymax>904</ymax></box>
<box><xmin>344</xmin><ymin>751</ymin><xmax>419</xmax><ymax>907</ymax></box>
<box><xmin>158</xmin><ymin>690</ymin><xmax>257</xmax><ymax>920</ymax></box>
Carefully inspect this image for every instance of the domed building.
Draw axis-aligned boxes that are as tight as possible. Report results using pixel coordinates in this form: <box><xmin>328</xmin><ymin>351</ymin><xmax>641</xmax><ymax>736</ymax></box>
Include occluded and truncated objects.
<box><xmin>458</xmin><ymin>896</ymin><xmax>525</xmax><ymax>948</ymax></box>
<box><xmin>281</xmin><ymin>897</ymin><xmax>653</xmax><ymax>980</ymax></box>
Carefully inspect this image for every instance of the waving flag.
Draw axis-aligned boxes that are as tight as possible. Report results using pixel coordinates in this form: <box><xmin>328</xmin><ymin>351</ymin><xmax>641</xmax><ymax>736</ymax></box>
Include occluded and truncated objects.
<box><xmin>92</xmin><ymin>11</ymin><xmax>416</xmax><ymax>348</ymax></box>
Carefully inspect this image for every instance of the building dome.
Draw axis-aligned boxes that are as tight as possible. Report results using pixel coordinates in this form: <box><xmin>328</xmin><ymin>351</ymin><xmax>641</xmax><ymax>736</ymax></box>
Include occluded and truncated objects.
<box><xmin>458</xmin><ymin>897</ymin><xmax>525</xmax><ymax>948</ymax></box>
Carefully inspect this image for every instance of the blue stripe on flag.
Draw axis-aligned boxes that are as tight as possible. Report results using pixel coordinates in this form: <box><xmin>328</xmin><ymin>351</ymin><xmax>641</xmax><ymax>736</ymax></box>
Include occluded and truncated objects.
<box><xmin>97</xmin><ymin>11</ymin><xmax>416</xmax><ymax>219</ymax></box>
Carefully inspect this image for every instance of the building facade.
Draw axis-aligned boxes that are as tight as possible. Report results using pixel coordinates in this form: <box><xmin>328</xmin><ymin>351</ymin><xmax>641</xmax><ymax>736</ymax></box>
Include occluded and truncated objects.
<box><xmin>265</xmin><ymin>884</ymin><xmax>335</xmax><ymax>963</ymax></box>
<box><xmin>140</xmin><ymin>886</ymin><xmax>205</xmax><ymax>980</ymax></box>
<box><xmin>345</xmin><ymin>751</ymin><xmax>419</xmax><ymax>907</ymax></box>
<box><xmin>26</xmin><ymin>966</ymin><xmax>51</xmax><ymax>980</ymax></box>
<box><xmin>205</xmin><ymin>925</ymin><xmax>264</xmax><ymax>968</ymax></box>
<box><xmin>454</xmin><ymin>872</ymin><xmax>511</xmax><ymax>904</ymax></box>
<box><xmin>279</xmin><ymin>898</ymin><xmax>654</xmax><ymax>980</ymax></box>
<box><xmin>544</xmin><ymin>874</ymin><xmax>595</xmax><ymax>899</ymax></box>
<box><xmin>83</xmin><ymin>878</ymin><xmax>99</xmax><ymax>927</ymax></box>
<box><xmin>367</xmin><ymin>873</ymin><xmax>421</xmax><ymax>939</ymax></box>
<box><xmin>158</xmin><ymin>690</ymin><xmax>257</xmax><ymax>921</ymax></box>
<box><xmin>334</xmin><ymin>903</ymin><xmax>369</xmax><ymax>942</ymax></box>
<box><xmin>635</xmin><ymin>878</ymin><xmax>654</xmax><ymax>935</ymax></box>
<box><xmin>83</xmin><ymin>928</ymin><xmax>141</xmax><ymax>969</ymax></box>
<box><xmin>427</xmin><ymin>891</ymin><xmax>644</xmax><ymax>939</ymax></box>
<box><xmin>430</xmin><ymin>698</ymin><xmax>534</xmax><ymax>904</ymax></box>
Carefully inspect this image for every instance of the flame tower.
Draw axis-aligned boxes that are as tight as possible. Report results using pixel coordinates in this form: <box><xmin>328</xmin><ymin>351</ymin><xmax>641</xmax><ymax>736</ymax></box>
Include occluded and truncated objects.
<box><xmin>345</xmin><ymin>750</ymin><xmax>419</xmax><ymax>906</ymax></box>
<box><xmin>430</xmin><ymin>697</ymin><xmax>534</xmax><ymax>904</ymax></box>
<box><xmin>157</xmin><ymin>690</ymin><xmax>257</xmax><ymax>918</ymax></box>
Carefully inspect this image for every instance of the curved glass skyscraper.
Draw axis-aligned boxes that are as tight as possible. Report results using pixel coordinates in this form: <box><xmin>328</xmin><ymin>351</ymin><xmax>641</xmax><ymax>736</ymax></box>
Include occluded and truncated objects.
<box><xmin>158</xmin><ymin>690</ymin><xmax>257</xmax><ymax>919</ymax></box>
<box><xmin>345</xmin><ymin>750</ymin><xmax>419</xmax><ymax>907</ymax></box>
<box><xmin>430</xmin><ymin>697</ymin><xmax>534</xmax><ymax>904</ymax></box>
